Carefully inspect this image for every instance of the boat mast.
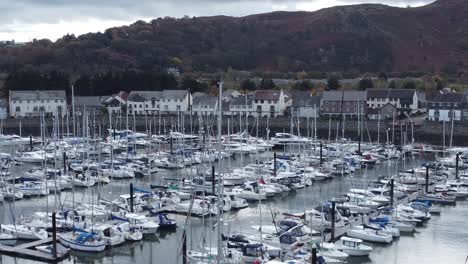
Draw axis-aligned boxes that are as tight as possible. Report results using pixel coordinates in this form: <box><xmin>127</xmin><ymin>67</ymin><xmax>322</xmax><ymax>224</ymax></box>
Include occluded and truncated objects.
<box><xmin>216</xmin><ymin>80</ymin><xmax>223</xmax><ymax>263</ymax></box>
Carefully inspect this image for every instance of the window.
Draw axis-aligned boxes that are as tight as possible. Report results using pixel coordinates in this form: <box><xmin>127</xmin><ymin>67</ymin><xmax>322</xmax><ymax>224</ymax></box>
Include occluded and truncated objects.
<box><xmin>15</xmin><ymin>106</ymin><xmax>20</xmax><ymax>112</ymax></box>
<box><xmin>55</xmin><ymin>99</ymin><xmax>58</xmax><ymax>103</ymax></box>
<box><xmin>268</xmin><ymin>100</ymin><xmax>272</xmax><ymax>104</ymax></box>
<box><xmin>257</xmin><ymin>106</ymin><xmax>262</xmax><ymax>113</ymax></box>
<box><xmin>27</xmin><ymin>100</ymin><xmax>30</xmax><ymax>103</ymax></box>
<box><xmin>261</xmin><ymin>100</ymin><xmax>264</xmax><ymax>104</ymax></box>
<box><xmin>139</xmin><ymin>105</ymin><xmax>142</xmax><ymax>108</ymax></box>
<box><xmin>164</xmin><ymin>105</ymin><xmax>168</xmax><ymax>110</ymax></box>
<box><xmin>57</xmin><ymin>106</ymin><xmax>62</xmax><ymax>113</ymax></box>
<box><xmin>177</xmin><ymin>105</ymin><xmax>181</xmax><ymax>111</ymax></box>
<box><xmin>41</xmin><ymin>100</ymin><xmax>44</xmax><ymax>103</ymax></box>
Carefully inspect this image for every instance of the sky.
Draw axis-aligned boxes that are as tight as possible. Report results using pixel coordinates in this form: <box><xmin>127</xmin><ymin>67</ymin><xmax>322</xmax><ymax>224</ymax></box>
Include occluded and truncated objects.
<box><xmin>0</xmin><ymin>0</ymin><xmax>435</xmax><ymax>42</ymax></box>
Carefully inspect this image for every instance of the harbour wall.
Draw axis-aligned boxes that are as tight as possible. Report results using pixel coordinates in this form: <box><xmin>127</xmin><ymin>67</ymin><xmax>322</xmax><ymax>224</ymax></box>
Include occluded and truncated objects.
<box><xmin>1</xmin><ymin>115</ymin><xmax>466</xmax><ymax>146</ymax></box>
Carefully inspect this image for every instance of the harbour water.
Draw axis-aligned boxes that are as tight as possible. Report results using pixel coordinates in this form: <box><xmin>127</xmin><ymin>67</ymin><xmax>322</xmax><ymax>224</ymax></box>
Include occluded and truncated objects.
<box><xmin>0</xmin><ymin>150</ymin><xmax>467</xmax><ymax>264</ymax></box>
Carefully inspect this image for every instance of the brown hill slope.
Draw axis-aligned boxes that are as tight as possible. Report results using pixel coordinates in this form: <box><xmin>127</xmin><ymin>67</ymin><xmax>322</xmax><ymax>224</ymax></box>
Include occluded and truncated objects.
<box><xmin>0</xmin><ymin>0</ymin><xmax>466</xmax><ymax>74</ymax></box>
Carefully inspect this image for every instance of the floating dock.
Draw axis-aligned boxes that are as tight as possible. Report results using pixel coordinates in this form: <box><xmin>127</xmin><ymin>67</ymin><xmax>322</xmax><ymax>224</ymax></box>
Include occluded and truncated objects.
<box><xmin>0</xmin><ymin>237</ymin><xmax>70</xmax><ymax>262</ymax></box>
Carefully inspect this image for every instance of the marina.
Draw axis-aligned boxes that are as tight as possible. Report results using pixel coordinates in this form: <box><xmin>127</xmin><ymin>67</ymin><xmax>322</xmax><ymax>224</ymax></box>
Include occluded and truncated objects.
<box><xmin>0</xmin><ymin>102</ymin><xmax>467</xmax><ymax>264</ymax></box>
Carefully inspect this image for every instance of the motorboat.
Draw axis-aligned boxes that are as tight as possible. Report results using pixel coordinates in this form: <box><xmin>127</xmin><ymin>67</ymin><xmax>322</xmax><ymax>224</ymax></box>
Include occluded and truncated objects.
<box><xmin>112</xmin><ymin>213</ymin><xmax>159</xmax><ymax>234</ymax></box>
<box><xmin>231</xmin><ymin>182</ymin><xmax>267</xmax><ymax>201</ymax></box>
<box><xmin>335</xmin><ymin>236</ymin><xmax>373</xmax><ymax>256</ymax></box>
<box><xmin>318</xmin><ymin>242</ymin><xmax>349</xmax><ymax>261</ymax></box>
<box><xmin>346</xmin><ymin>225</ymin><xmax>393</xmax><ymax>243</ymax></box>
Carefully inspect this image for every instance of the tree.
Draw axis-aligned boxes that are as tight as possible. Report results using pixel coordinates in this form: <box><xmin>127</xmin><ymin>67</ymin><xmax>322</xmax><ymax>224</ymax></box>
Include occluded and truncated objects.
<box><xmin>377</xmin><ymin>72</ymin><xmax>388</xmax><ymax>81</ymax></box>
<box><xmin>180</xmin><ymin>76</ymin><xmax>207</xmax><ymax>93</ymax></box>
<box><xmin>240</xmin><ymin>79</ymin><xmax>257</xmax><ymax>91</ymax></box>
<box><xmin>402</xmin><ymin>80</ymin><xmax>416</xmax><ymax>89</ymax></box>
<box><xmin>292</xmin><ymin>80</ymin><xmax>314</xmax><ymax>91</ymax></box>
<box><xmin>388</xmin><ymin>80</ymin><xmax>397</xmax><ymax>89</ymax></box>
<box><xmin>259</xmin><ymin>79</ymin><xmax>276</xmax><ymax>90</ymax></box>
<box><xmin>327</xmin><ymin>75</ymin><xmax>340</xmax><ymax>90</ymax></box>
<box><xmin>357</xmin><ymin>78</ymin><xmax>374</xmax><ymax>90</ymax></box>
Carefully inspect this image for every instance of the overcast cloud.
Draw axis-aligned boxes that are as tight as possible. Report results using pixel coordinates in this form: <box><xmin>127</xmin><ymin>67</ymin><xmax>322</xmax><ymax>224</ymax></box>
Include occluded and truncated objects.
<box><xmin>0</xmin><ymin>0</ymin><xmax>435</xmax><ymax>42</ymax></box>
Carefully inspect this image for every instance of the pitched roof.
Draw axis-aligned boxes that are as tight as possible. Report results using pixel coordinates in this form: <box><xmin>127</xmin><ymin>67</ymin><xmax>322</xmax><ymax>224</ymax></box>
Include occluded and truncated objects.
<box><xmin>367</xmin><ymin>89</ymin><xmax>415</xmax><ymax>99</ymax></box>
<box><xmin>322</xmin><ymin>91</ymin><xmax>367</xmax><ymax>102</ymax></box>
<box><xmin>230</xmin><ymin>95</ymin><xmax>253</xmax><ymax>105</ymax></box>
<box><xmin>193</xmin><ymin>94</ymin><xmax>218</xmax><ymax>106</ymax></box>
<box><xmin>10</xmin><ymin>90</ymin><xmax>66</xmax><ymax>101</ymax></box>
<box><xmin>74</xmin><ymin>96</ymin><xmax>102</xmax><ymax>107</ymax></box>
<box><xmin>128</xmin><ymin>90</ymin><xmax>189</xmax><ymax>101</ymax></box>
<box><xmin>254</xmin><ymin>90</ymin><xmax>282</xmax><ymax>101</ymax></box>
<box><xmin>293</xmin><ymin>95</ymin><xmax>322</xmax><ymax>108</ymax></box>
<box><xmin>427</xmin><ymin>91</ymin><xmax>466</xmax><ymax>103</ymax></box>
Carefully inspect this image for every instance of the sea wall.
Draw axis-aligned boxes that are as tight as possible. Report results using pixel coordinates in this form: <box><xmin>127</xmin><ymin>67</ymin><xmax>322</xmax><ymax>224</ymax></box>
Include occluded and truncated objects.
<box><xmin>1</xmin><ymin>115</ymin><xmax>466</xmax><ymax>146</ymax></box>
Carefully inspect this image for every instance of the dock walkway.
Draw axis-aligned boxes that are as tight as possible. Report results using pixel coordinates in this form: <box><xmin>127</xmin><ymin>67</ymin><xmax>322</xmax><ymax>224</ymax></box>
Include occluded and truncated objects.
<box><xmin>0</xmin><ymin>237</ymin><xmax>69</xmax><ymax>262</ymax></box>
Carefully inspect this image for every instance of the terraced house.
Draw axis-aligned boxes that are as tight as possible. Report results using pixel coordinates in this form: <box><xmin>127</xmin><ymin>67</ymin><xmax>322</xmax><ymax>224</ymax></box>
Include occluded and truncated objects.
<box><xmin>127</xmin><ymin>90</ymin><xmax>192</xmax><ymax>115</ymax></box>
<box><xmin>9</xmin><ymin>90</ymin><xmax>67</xmax><ymax>118</ymax></box>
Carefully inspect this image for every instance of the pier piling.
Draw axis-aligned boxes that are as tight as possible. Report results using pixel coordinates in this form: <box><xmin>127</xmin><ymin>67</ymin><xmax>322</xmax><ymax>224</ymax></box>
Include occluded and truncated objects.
<box><xmin>273</xmin><ymin>152</ymin><xmax>277</xmax><ymax>177</ymax></box>
<box><xmin>390</xmin><ymin>179</ymin><xmax>394</xmax><ymax>207</ymax></box>
<box><xmin>130</xmin><ymin>182</ymin><xmax>134</xmax><ymax>213</ymax></box>
<box><xmin>211</xmin><ymin>166</ymin><xmax>215</xmax><ymax>195</ymax></box>
<box><xmin>311</xmin><ymin>244</ymin><xmax>317</xmax><ymax>264</ymax></box>
<box><xmin>63</xmin><ymin>152</ymin><xmax>67</xmax><ymax>175</ymax></box>
<box><xmin>425</xmin><ymin>166</ymin><xmax>429</xmax><ymax>193</ymax></box>
<box><xmin>29</xmin><ymin>135</ymin><xmax>33</xmax><ymax>150</ymax></box>
<box><xmin>456</xmin><ymin>153</ymin><xmax>459</xmax><ymax>179</ymax></box>
<box><xmin>331</xmin><ymin>201</ymin><xmax>336</xmax><ymax>242</ymax></box>
<box><xmin>52</xmin><ymin>212</ymin><xmax>57</xmax><ymax>259</ymax></box>
<box><xmin>320</xmin><ymin>142</ymin><xmax>323</xmax><ymax>165</ymax></box>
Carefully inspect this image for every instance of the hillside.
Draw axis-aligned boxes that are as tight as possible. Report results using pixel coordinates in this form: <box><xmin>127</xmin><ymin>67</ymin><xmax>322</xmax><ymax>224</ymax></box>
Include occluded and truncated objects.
<box><xmin>0</xmin><ymin>0</ymin><xmax>466</xmax><ymax>75</ymax></box>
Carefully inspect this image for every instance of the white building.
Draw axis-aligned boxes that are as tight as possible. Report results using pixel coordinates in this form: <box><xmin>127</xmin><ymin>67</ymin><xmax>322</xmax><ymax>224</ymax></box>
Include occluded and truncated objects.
<box><xmin>127</xmin><ymin>90</ymin><xmax>192</xmax><ymax>115</ymax></box>
<box><xmin>227</xmin><ymin>95</ymin><xmax>254</xmax><ymax>116</ymax></box>
<box><xmin>366</xmin><ymin>89</ymin><xmax>419</xmax><ymax>119</ymax></box>
<box><xmin>252</xmin><ymin>90</ymin><xmax>287</xmax><ymax>117</ymax></box>
<box><xmin>192</xmin><ymin>94</ymin><xmax>218</xmax><ymax>115</ymax></box>
<box><xmin>9</xmin><ymin>90</ymin><xmax>67</xmax><ymax>118</ymax></box>
<box><xmin>102</xmin><ymin>91</ymin><xmax>128</xmax><ymax>114</ymax></box>
<box><xmin>427</xmin><ymin>92</ymin><xmax>465</xmax><ymax>122</ymax></box>
<box><xmin>291</xmin><ymin>92</ymin><xmax>321</xmax><ymax>118</ymax></box>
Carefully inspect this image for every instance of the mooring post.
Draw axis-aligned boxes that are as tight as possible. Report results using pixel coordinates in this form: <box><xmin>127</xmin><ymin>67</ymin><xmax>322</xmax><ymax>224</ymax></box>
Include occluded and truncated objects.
<box><xmin>211</xmin><ymin>166</ymin><xmax>215</xmax><ymax>195</ymax></box>
<box><xmin>52</xmin><ymin>211</ymin><xmax>57</xmax><ymax>258</ymax></box>
<box><xmin>130</xmin><ymin>182</ymin><xmax>134</xmax><ymax>213</ymax></box>
<box><xmin>425</xmin><ymin>166</ymin><xmax>429</xmax><ymax>193</ymax></box>
<box><xmin>29</xmin><ymin>135</ymin><xmax>33</xmax><ymax>151</ymax></box>
<box><xmin>358</xmin><ymin>137</ymin><xmax>361</xmax><ymax>156</ymax></box>
<box><xmin>63</xmin><ymin>152</ymin><xmax>67</xmax><ymax>175</ymax></box>
<box><xmin>456</xmin><ymin>153</ymin><xmax>459</xmax><ymax>180</ymax></box>
<box><xmin>330</xmin><ymin>201</ymin><xmax>336</xmax><ymax>242</ymax></box>
<box><xmin>182</xmin><ymin>232</ymin><xmax>188</xmax><ymax>264</ymax></box>
<box><xmin>311</xmin><ymin>243</ymin><xmax>317</xmax><ymax>264</ymax></box>
<box><xmin>390</xmin><ymin>179</ymin><xmax>394</xmax><ymax>207</ymax></box>
<box><xmin>320</xmin><ymin>142</ymin><xmax>323</xmax><ymax>165</ymax></box>
<box><xmin>273</xmin><ymin>152</ymin><xmax>277</xmax><ymax>177</ymax></box>
<box><xmin>170</xmin><ymin>136</ymin><xmax>173</xmax><ymax>154</ymax></box>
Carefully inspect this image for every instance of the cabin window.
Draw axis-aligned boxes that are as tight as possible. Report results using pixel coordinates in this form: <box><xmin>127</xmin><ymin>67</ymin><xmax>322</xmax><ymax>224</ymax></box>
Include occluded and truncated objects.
<box><xmin>280</xmin><ymin>235</ymin><xmax>293</xmax><ymax>244</ymax></box>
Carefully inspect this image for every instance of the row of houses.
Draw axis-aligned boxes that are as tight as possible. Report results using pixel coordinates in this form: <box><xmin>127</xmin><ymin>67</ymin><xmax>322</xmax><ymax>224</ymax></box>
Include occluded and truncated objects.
<box><xmin>6</xmin><ymin>88</ymin><xmax>468</xmax><ymax>122</ymax></box>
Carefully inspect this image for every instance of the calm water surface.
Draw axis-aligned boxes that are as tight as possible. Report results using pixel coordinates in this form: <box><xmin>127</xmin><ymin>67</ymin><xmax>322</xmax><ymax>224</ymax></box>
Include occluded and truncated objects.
<box><xmin>0</xmin><ymin>150</ymin><xmax>467</xmax><ymax>264</ymax></box>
